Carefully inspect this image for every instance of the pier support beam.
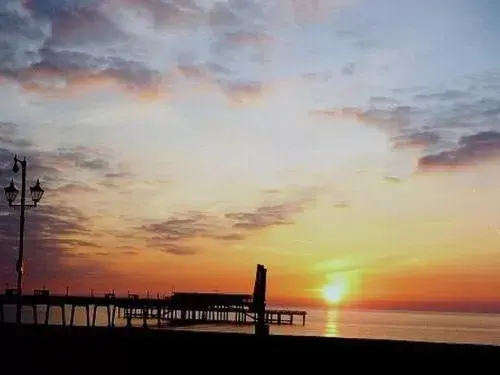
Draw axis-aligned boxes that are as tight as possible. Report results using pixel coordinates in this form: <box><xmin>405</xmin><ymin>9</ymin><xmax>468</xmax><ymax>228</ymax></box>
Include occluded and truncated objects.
<box><xmin>44</xmin><ymin>305</ymin><xmax>51</xmax><ymax>325</ymax></box>
<box><xmin>85</xmin><ymin>305</ymin><xmax>90</xmax><ymax>327</ymax></box>
<box><xmin>92</xmin><ymin>305</ymin><xmax>98</xmax><ymax>327</ymax></box>
<box><xmin>70</xmin><ymin>305</ymin><xmax>76</xmax><ymax>326</ymax></box>
<box><xmin>61</xmin><ymin>305</ymin><xmax>66</xmax><ymax>326</ymax></box>
<box><xmin>111</xmin><ymin>305</ymin><xmax>116</xmax><ymax>327</ymax></box>
<box><xmin>142</xmin><ymin>308</ymin><xmax>148</xmax><ymax>328</ymax></box>
<box><xmin>32</xmin><ymin>305</ymin><xmax>37</xmax><ymax>325</ymax></box>
<box><xmin>106</xmin><ymin>305</ymin><xmax>111</xmax><ymax>327</ymax></box>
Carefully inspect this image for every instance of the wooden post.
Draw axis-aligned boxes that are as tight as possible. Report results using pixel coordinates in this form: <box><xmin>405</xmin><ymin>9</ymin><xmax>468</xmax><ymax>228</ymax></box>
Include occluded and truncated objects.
<box><xmin>106</xmin><ymin>305</ymin><xmax>111</xmax><ymax>327</ymax></box>
<box><xmin>85</xmin><ymin>305</ymin><xmax>90</xmax><ymax>327</ymax></box>
<box><xmin>111</xmin><ymin>305</ymin><xmax>116</xmax><ymax>327</ymax></box>
<box><xmin>32</xmin><ymin>305</ymin><xmax>37</xmax><ymax>325</ymax></box>
<box><xmin>61</xmin><ymin>305</ymin><xmax>66</xmax><ymax>326</ymax></box>
<box><xmin>44</xmin><ymin>305</ymin><xmax>51</xmax><ymax>325</ymax></box>
<box><xmin>142</xmin><ymin>308</ymin><xmax>148</xmax><ymax>328</ymax></box>
<box><xmin>253</xmin><ymin>264</ymin><xmax>269</xmax><ymax>336</ymax></box>
<box><xmin>70</xmin><ymin>305</ymin><xmax>76</xmax><ymax>326</ymax></box>
<box><xmin>92</xmin><ymin>305</ymin><xmax>97</xmax><ymax>326</ymax></box>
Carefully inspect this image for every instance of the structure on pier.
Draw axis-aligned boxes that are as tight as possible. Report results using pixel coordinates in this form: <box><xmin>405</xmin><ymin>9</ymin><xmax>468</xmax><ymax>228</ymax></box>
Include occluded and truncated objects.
<box><xmin>0</xmin><ymin>265</ymin><xmax>307</xmax><ymax>332</ymax></box>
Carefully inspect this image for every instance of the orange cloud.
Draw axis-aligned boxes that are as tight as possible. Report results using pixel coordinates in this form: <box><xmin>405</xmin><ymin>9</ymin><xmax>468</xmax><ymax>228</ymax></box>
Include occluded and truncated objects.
<box><xmin>13</xmin><ymin>67</ymin><xmax>169</xmax><ymax>100</ymax></box>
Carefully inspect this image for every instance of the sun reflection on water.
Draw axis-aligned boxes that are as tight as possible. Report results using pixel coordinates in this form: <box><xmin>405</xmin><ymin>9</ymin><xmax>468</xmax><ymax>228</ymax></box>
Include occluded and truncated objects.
<box><xmin>324</xmin><ymin>308</ymin><xmax>340</xmax><ymax>337</ymax></box>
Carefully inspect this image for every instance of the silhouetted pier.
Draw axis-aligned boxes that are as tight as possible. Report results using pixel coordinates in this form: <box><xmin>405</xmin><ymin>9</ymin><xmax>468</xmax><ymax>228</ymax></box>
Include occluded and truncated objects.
<box><xmin>0</xmin><ymin>291</ymin><xmax>306</xmax><ymax>328</ymax></box>
<box><xmin>0</xmin><ymin>265</ymin><xmax>307</xmax><ymax>331</ymax></box>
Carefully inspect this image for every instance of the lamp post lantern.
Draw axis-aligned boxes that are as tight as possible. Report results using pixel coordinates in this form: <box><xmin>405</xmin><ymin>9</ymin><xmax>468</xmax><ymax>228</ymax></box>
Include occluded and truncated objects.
<box><xmin>3</xmin><ymin>155</ymin><xmax>45</xmax><ymax>324</ymax></box>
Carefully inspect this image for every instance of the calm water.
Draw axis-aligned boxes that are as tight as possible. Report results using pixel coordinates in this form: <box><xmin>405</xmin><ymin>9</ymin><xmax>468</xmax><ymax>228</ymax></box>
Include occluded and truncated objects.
<box><xmin>3</xmin><ymin>305</ymin><xmax>500</xmax><ymax>346</ymax></box>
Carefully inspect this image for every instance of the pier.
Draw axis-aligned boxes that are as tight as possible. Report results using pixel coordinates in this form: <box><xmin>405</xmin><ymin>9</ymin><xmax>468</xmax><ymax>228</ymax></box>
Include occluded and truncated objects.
<box><xmin>0</xmin><ymin>265</ymin><xmax>307</xmax><ymax>331</ymax></box>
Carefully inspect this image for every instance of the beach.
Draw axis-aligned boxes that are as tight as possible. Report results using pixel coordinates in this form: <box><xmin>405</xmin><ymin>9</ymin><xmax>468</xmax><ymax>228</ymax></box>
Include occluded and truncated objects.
<box><xmin>2</xmin><ymin>323</ymin><xmax>499</xmax><ymax>367</ymax></box>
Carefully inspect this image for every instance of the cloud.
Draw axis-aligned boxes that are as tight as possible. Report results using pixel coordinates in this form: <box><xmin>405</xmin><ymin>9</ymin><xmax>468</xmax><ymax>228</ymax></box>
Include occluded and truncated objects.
<box><xmin>0</xmin><ymin>122</ymin><xmax>33</xmax><ymax>148</ymax></box>
<box><xmin>221</xmin><ymin>80</ymin><xmax>264</xmax><ymax>105</ymax></box>
<box><xmin>418</xmin><ymin>131</ymin><xmax>500</xmax><ymax>172</ymax></box>
<box><xmin>225</xmin><ymin>200</ymin><xmax>308</xmax><ymax>230</ymax></box>
<box><xmin>0</xmin><ymin>147</ymin><xmax>59</xmax><ymax>186</ymax></box>
<box><xmin>311</xmin><ymin>69</ymin><xmax>500</xmax><ymax>172</ymax></box>
<box><xmin>136</xmin><ymin>191</ymin><xmax>317</xmax><ymax>255</ymax></box>
<box><xmin>58</xmin><ymin>239</ymin><xmax>102</xmax><ymax>248</ymax></box>
<box><xmin>213</xmin><ymin>233</ymin><xmax>246</xmax><ymax>241</ymax></box>
<box><xmin>391</xmin><ymin>131</ymin><xmax>441</xmax><ymax>151</ymax></box>
<box><xmin>0</xmin><ymin>143</ymin><xmax>132</xmax><ymax>196</ymax></box>
<box><xmin>51</xmin><ymin>182</ymin><xmax>98</xmax><ymax>194</ymax></box>
<box><xmin>0</xmin><ymin>203</ymin><xmax>107</xmax><ymax>286</ymax></box>
<box><xmin>156</xmin><ymin>243</ymin><xmax>197</xmax><ymax>256</ymax></box>
<box><xmin>42</xmin><ymin>147</ymin><xmax>111</xmax><ymax>172</ymax></box>
<box><xmin>139</xmin><ymin>211</ymin><xmax>218</xmax><ymax>255</ymax></box>
<box><xmin>309</xmin><ymin>106</ymin><xmax>418</xmax><ymax>136</ymax></box>
<box><xmin>0</xmin><ymin>0</ymin><xmax>273</xmax><ymax>103</ymax></box>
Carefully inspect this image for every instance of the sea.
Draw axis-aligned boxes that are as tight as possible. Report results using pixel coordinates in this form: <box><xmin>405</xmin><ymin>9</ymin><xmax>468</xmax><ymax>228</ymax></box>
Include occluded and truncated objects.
<box><xmin>3</xmin><ymin>305</ymin><xmax>500</xmax><ymax>346</ymax></box>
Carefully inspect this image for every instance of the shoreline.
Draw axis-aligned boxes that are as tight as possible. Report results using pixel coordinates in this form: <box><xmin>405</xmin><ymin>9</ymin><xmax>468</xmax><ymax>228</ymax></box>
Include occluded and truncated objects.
<box><xmin>2</xmin><ymin>323</ymin><xmax>499</xmax><ymax>362</ymax></box>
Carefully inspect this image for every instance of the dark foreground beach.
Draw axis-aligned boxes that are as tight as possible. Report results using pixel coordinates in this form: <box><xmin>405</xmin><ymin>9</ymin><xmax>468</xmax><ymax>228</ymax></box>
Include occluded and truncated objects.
<box><xmin>1</xmin><ymin>323</ymin><xmax>499</xmax><ymax>369</ymax></box>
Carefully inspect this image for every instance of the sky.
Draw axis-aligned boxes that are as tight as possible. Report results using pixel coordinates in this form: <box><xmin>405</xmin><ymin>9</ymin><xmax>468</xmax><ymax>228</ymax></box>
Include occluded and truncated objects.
<box><xmin>1</xmin><ymin>0</ymin><xmax>500</xmax><ymax>312</ymax></box>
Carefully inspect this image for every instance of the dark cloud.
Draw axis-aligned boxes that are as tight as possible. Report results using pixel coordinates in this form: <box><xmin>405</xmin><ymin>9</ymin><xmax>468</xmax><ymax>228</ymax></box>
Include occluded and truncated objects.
<box><xmin>414</xmin><ymin>90</ymin><xmax>472</xmax><ymax>102</ymax></box>
<box><xmin>391</xmin><ymin>131</ymin><xmax>441</xmax><ymax>150</ymax></box>
<box><xmin>312</xmin><ymin>70</ymin><xmax>500</xmax><ymax>167</ymax></box>
<box><xmin>104</xmin><ymin>172</ymin><xmax>132</xmax><ymax>179</ymax></box>
<box><xmin>0</xmin><ymin>147</ymin><xmax>61</xmax><ymax>188</ymax></box>
<box><xmin>0</xmin><ymin>0</ymin><xmax>269</xmax><ymax>100</ymax></box>
<box><xmin>213</xmin><ymin>233</ymin><xmax>245</xmax><ymax>241</ymax></box>
<box><xmin>225</xmin><ymin>201</ymin><xmax>307</xmax><ymax>230</ymax></box>
<box><xmin>47</xmin><ymin>147</ymin><xmax>110</xmax><ymax>172</ymax></box>
<box><xmin>156</xmin><ymin>244</ymin><xmax>197</xmax><ymax>256</ymax></box>
<box><xmin>310</xmin><ymin>105</ymin><xmax>421</xmax><ymax>136</ymax></box>
<box><xmin>0</xmin><ymin>203</ymin><xmax>106</xmax><ymax>287</ymax></box>
<box><xmin>0</xmin><ymin>145</ymin><xmax>130</xmax><ymax>203</ymax></box>
<box><xmin>137</xmin><ymin>193</ymin><xmax>315</xmax><ymax>254</ymax></box>
<box><xmin>418</xmin><ymin>131</ymin><xmax>500</xmax><ymax>171</ymax></box>
<box><xmin>98</xmin><ymin>170</ymin><xmax>135</xmax><ymax>190</ymax></box>
<box><xmin>139</xmin><ymin>211</ymin><xmax>216</xmax><ymax>255</ymax></box>
<box><xmin>5</xmin><ymin>143</ymin><xmax>134</xmax><ymax>189</ymax></box>
<box><xmin>0</xmin><ymin>122</ymin><xmax>33</xmax><ymax>149</ymax></box>
<box><xmin>58</xmin><ymin>239</ymin><xmax>102</xmax><ymax>248</ymax></box>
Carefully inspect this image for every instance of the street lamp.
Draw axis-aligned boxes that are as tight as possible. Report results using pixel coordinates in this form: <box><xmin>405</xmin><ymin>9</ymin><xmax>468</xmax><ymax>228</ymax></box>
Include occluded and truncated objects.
<box><xmin>3</xmin><ymin>155</ymin><xmax>45</xmax><ymax>324</ymax></box>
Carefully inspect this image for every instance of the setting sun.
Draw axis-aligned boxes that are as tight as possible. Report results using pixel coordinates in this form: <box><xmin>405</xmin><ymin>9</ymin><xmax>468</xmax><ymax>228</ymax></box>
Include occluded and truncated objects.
<box><xmin>322</xmin><ymin>282</ymin><xmax>347</xmax><ymax>304</ymax></box>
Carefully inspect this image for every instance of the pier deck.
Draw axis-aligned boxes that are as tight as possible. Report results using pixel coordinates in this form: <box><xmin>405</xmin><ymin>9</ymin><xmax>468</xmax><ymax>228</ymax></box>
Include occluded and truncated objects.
<box><xmin>0</xmin><ymin>291</ymin><xmax>307</xmax><ymax>328</ymax></box>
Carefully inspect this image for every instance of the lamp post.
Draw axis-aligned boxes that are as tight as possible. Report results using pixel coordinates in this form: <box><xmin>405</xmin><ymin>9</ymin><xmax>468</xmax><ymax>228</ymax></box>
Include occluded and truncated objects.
<box><xmin>3</xmin><ymin>155</ymin><xmax>45</xmax><ymax>324</ymax></box>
